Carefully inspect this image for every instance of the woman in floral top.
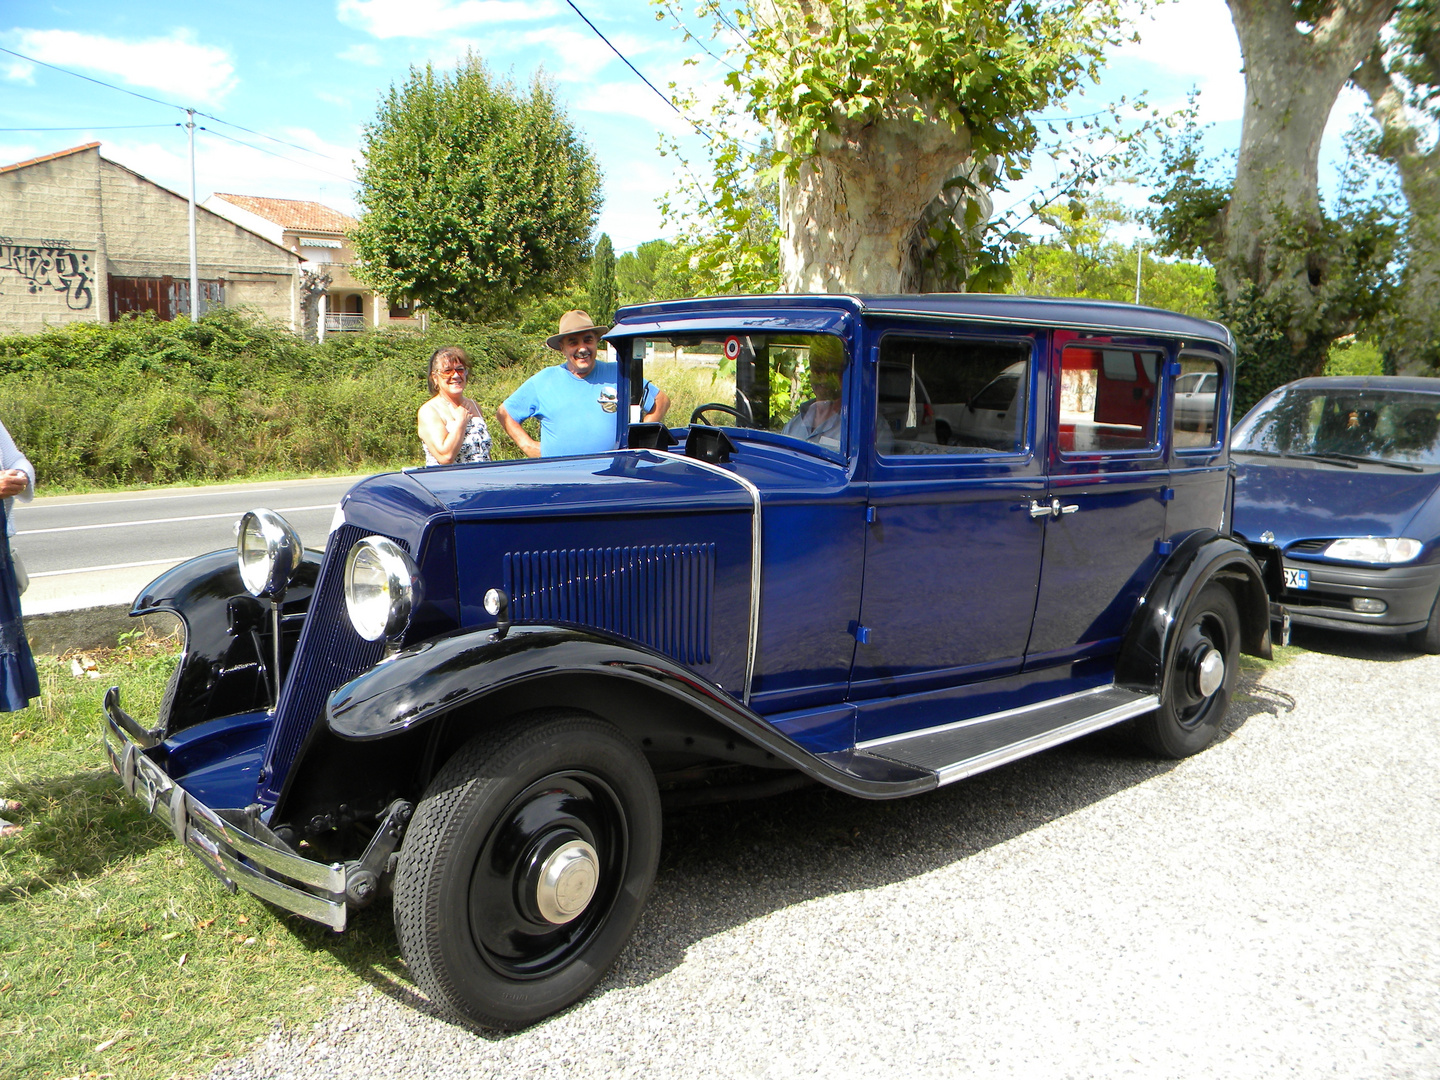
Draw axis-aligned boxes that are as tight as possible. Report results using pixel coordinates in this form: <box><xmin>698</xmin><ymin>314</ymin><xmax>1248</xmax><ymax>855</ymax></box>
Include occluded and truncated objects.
<box><xmin>418</xmin><ymin>346</ymin><xmax>493</xmax><ymax>466</ymax></box>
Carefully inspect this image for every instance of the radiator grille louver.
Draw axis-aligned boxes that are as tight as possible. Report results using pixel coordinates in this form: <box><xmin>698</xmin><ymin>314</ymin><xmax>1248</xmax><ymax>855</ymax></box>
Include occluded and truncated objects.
<box><xmin>258</xmin><ymin>523</ymin><xmax>400</xmax><ymax>803</ymax></box>
<box><xmin>504</xmin><ymin>544</ymin><xmax>714</xmax><ymax>665</ymax></box>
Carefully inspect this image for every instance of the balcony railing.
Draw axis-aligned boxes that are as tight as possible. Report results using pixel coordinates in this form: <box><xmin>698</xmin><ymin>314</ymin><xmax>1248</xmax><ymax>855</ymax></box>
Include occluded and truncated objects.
<box><xmin>324</xmin><ymin>313</ymin><xmax>366</xmax><ymax>332</ymax></box>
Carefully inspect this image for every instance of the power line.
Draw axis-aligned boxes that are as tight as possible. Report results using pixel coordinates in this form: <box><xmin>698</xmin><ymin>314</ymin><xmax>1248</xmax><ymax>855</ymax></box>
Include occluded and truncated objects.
<box><xmin>0</xmin><ymin>123</ymin><xmax>180</xmax><ymax>132</ymax></box>
<box><xmin>563</xmin><ymin>0</ymin><xmax>684</xmax><ymax>117</ymax></box>
<box><xmin>198</xmin><ymin>126</ymin><xmax>358</xmax><ymax>186</ymax></box>
<box><xmin>0</xmin><ymin>44</ymin><xmax>347</xmax><ymax>165</ymax></box>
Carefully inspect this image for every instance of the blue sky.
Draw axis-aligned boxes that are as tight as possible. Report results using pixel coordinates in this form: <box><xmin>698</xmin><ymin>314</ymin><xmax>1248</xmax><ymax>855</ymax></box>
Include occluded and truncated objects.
<box><xmin>1</xmin><ymin>0</ymin><xmax>1371</xmax><ymax>253</ymax></box>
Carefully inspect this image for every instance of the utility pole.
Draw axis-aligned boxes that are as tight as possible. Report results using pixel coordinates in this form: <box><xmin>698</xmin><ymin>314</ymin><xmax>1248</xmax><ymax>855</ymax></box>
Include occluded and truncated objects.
<box><xmin>1133</xmin><ymin>240</ymin><xmax>1145</xmax><ymax>306</ymax></box>
<box><xmin>187</xmin><ymin>108</ymin><xmax>200</xmax><ymax>320</ymax></box>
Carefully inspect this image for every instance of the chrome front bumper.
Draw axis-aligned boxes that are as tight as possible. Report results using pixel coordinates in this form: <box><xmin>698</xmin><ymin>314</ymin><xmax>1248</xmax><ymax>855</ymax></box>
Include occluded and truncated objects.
<box><xmin>101</xmin><ymin>686</ymin><xmax>351</xmax><ymax>931</ymax></box>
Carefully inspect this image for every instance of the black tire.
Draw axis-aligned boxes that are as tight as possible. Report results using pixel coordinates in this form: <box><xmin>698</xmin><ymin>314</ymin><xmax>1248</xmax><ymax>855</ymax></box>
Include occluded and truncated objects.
<box><xmin>1135</xmin><ymin>582</ymin><xmax>1240</xmax><ymax>759</ymax></box>
<box><xmin>1407</xmin><ymin>589</ymin><xmax>1440</xmax><ymax>654</ymax></box>
<box><xmin>393</xmin><ymin>711</ymin><xmax>661</xmax><ymax>1029</ymax></box>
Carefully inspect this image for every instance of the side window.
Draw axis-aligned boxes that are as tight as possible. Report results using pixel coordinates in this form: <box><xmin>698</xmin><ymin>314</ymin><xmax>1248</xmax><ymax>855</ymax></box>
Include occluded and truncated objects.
<box><xmin>1059</xmin><ymin>345</ymin><xmax>1161</xmax><ymax>453</ymax></box>
<box><xmin>876</xmin><ymin>335</ymin><xmax>1032</xmax><ymax>456</ymax></box>
<box><xmin>1173</xmin><ymin>355</ymin><xmax>1223</xmax><ymax>449</ymax></box>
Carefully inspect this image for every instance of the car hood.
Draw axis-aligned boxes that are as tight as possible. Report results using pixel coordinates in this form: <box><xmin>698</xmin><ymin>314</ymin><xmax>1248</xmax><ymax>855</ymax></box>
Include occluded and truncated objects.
<box><xmin>1232</xmin><ymin>456</ymin><xmax>1440</xmax><ymax>545</ymax></box>
<box><xmin>406</xmin><ymin>449</ymin><xmax>753</xmax><ymax>521</ymax></box>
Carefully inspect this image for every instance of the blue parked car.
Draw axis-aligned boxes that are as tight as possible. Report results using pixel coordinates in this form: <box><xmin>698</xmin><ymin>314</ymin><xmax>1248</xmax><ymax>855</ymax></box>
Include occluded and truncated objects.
<box><xmin>103</xmin><ymin>294</ymin><xmax>1276</xmax><ymax>1028</ymax></box>
<box><xmin>1231</xmin><ymin>375</ymin><xmax>1440</xmax><ymax>651</ymax></box>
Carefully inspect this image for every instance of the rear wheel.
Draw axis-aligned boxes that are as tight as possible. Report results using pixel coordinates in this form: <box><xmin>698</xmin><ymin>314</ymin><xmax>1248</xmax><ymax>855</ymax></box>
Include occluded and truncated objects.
<box><xmin>1135</xmin><ymin>582</ymin><xmax>1240</xmax><ymax>758</ymax></box>
<box><xmin>394</xmin><ymin>712</ymin><xmax>660</xmax><ymax>1029</ymax></box>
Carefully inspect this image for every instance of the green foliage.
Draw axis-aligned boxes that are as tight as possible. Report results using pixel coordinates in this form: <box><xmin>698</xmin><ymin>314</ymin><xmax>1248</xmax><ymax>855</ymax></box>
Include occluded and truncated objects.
<box><xmin>1147</xmin><ymin>107</ymin><xmax>1402</xmax><ymax>415</ymax></box>
<box><xmin>0</xmin><ymin>308</ymin><xmax>553</xmax><ymax>490</ymax></box>
<box><xmin>1326</xmin><ymin>337</ymin><xmax>1386</xmax><ymax>376</ymax></box>
<box><xmin>588</xmin><ymin>233</ymin><xmax>618</xmax><ymax>325</ymax></box>
<box><xmin>615</xmin><ymin>238</ymin><xmax>699</xmax><ymax>304</ymax></box>
<box><xmin>657</xmin><ymin>131</ymin><xmax>781</xmax><ymax>296</ymax></box>
<box><xmin>352</xmin><ymin>55</ymin><xmax>602</xmax><ymax>321</ymax></box>
<box><xmin>656</xmin><ymin>0</ymin><xmax>1140</xmax><ymax>291</ymax></box>
<box><xmin>718</xmin><ymin>0</ymin><xmax>1125</xmax><ymax>175</ymax></box>
<box><xmin>1006</xmin><ymin>198</ymin><xmax>1216</xmax><ymax>317</ymax></box>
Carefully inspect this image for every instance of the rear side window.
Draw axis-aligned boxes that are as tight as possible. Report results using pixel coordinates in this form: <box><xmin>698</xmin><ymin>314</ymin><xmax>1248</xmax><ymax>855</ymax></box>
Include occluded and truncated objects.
<box><xmin>876</xmin><ymin>335</ymin><xmax>1032</xmax><ymax>456</ymax></box>
<box><xmin>1174</xmin><ymin>355</ymin><xmax>1223</xmax><ymax>449</ymax></box>
<box><xmin>1059</xmin><ymin>346</ymin><xmax>1162</xmax><ymax>453</ymax></box>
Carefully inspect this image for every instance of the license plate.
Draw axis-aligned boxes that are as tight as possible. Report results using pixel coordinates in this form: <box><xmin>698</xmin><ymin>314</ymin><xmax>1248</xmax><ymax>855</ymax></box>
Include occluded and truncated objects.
<box><xmin>1284</xmin><ymin>567</ymin><xmax>1309</xmax><ymax>589</ymax></box>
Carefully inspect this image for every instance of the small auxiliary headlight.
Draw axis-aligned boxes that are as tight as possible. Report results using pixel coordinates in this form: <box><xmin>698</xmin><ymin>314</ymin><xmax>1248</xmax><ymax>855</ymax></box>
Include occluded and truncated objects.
<box><xmin>344</xmin><ymin>536</ymin><xmax>421</xmax><ymax>641</ymax></box>
<box><xmin>1322</xmin><ymin>537</ymin><xmax>1423</xmax><ymax>564</ymax></box>
<box><xmin>237</xmin><ymin>509</ymin><xmax>303</xmax><ymax>598</ymax></box>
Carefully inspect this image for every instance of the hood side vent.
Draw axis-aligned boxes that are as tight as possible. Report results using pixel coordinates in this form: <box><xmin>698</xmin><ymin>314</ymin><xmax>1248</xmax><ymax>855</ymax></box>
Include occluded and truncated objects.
<box><xmin>504</xmin><ymin>544</ymin><xmax>714</xmax><ymax>665</ymax></box>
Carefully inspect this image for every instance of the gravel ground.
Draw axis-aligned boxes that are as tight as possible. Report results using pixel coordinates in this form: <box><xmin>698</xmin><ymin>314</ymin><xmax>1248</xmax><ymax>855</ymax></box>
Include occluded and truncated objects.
<box><xmin>211</xmin><ymin>631</ymin><xmax>1440</xmax><ymax>1079</ymax></box>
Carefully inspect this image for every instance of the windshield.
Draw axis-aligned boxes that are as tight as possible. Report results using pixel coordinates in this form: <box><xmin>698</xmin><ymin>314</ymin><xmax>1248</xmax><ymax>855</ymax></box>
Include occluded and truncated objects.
<box><xmin>1233</xmin><ymin>385</ymin><xmax>1440</xmax><ymax>466</ymax></box>
<box><xmin>631</xmin><ymin>332</ymin><xmax>848</xmax><ymax>451</ymax></box>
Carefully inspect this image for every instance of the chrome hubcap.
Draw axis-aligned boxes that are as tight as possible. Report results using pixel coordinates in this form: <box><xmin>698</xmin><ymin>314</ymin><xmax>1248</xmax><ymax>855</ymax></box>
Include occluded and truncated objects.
<box><xmin>1196</xmin><ymin>647</ymin><xmax>1225</xmax><ymax>697</ymax></box>
<box><xmin>535</xmin><ymin>838</ymin><xmax>599</xmax><ymax>924</ymax></box>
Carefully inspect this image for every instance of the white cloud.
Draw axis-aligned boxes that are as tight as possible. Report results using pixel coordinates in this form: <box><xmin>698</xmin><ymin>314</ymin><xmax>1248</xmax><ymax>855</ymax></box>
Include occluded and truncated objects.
<box><xmin>1115</xmin><ymin>0</ymin><xmax>1244</xmax><ymax>123</ymax></box>
<box><xmin>337</xmin><ymin>43</ymin><xmax>384</xmax><ymax>66</ymax></box>
<box><xmin>4</xmin><ymin>60</ymin><xmax>35</xmax><ymax>84</ymax></box>
<box><xmin>14</xmin><ymin>28</ymin><xmax>237</xmax><ymax>105</ymax></box>
<box><xmin>337</xmin><ymin>0</ymin><xmax>559</xmax><ymax>39</ymax></box>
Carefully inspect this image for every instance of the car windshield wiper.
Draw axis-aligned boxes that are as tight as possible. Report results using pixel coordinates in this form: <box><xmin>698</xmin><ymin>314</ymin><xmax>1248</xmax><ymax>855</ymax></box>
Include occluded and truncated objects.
<box><xmin>1232</xmin><ymin>449</ymin><xmax>1358</xmax><ymax>468</ymax></box>
<box><xmin>1306</xmin><ymin>451</ymin><xmax>1425</xmax><ymax>472</ymax></box>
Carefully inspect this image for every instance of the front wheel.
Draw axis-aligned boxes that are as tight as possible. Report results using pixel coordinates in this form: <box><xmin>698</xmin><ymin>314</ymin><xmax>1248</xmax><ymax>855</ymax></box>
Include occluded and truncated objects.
<box><xmin>1135</xmin><ymin>582</ymin><xmax>1240</xmax><ymax>758</ymax></box>
<box><xmin>394</xmin><ymin>712</ymin><xmax>661</xmax><ymax>1028</ymax></box>
<box><xmin>1407</xmin><ymin>588</ymin><xmax>1440</xmax><ymax>654</ymax></box>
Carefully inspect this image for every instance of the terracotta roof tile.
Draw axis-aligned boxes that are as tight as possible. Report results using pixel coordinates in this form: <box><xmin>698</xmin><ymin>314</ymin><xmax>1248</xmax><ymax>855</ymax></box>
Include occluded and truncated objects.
<box><xmin>0</xmin><ymin>142</ymin><xmax>101</xmax><ymax>175</ymax></box>
<box><xmin>211</xmin><ymin>194</ymin><xmax>356</xmax><ymax>234</ymax></box>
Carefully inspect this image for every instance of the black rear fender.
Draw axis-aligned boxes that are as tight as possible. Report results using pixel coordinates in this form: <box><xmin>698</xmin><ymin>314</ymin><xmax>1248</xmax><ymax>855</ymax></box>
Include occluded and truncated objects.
<box><xmin>1115</xmin><ymin>530</ymin><xmax>1272</xmax><ymax>697</ymax></box>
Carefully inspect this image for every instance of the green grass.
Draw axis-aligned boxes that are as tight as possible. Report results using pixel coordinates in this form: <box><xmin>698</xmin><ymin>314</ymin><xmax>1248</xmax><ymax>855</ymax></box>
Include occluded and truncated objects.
<box><xmin>0</xmin><ymin>635</ymin><xmax>407</xmax><ymax>1080</ymax></box>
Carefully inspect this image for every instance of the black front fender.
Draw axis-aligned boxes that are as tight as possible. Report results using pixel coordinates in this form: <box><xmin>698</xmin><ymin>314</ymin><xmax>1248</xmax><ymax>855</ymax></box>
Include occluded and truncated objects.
<box><xmin>134</xmin><ymin>549</ymin><xmax>322</xmax><ymax>735</ymax></box>
<box><xmin>1115</xmin><ymin>530</ymin><xmax>1272</xmax><ymax>697</ymax></box>
<box><xmin>326</xmin><ymin>624</ymin><xmax>934</xmax><ymax>800</ymax></box>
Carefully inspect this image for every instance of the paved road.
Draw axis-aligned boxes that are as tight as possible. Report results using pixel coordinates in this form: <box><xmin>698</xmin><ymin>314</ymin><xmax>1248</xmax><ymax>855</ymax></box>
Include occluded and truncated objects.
<box><xmin>211</xmin><ymin>630</ymin><xmax>1440</xmax><ymax>1080</ymax></box>
<box><xmin>15</xmin><ymin>476</ymin><xmax>364</xmax><ymax>614</ymax></box>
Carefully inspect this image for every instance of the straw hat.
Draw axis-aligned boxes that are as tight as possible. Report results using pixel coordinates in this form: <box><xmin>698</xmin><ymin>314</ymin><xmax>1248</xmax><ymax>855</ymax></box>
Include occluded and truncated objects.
<box><xmin>546</xmin><ymin>309</ymin><xmax>610</xmax><ymax>351</ymax></box>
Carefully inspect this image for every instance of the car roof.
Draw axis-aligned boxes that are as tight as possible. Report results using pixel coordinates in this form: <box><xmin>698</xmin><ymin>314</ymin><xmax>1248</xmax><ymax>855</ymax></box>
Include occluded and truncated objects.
<box><xmin>614</xmin><ymin>293</ymin><xmax>1234</xmax><ymax>351</ymax></box>
<box><xmin>1279</xmin><ymin>375</ymin><xmax>1440</xmax><ymax>394</ymax></box>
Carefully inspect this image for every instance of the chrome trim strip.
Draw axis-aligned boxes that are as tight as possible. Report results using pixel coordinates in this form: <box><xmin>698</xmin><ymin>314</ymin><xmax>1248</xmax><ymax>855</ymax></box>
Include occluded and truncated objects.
<box><xmin>931</xmin><ymin>693</ymin><xmax>1159</xmax><ymax>786</ymax></box>
<box><xmin>856</xmin><ymin>683</ymin><xmax>1122</xmax><ymax>751</ymax></box>
<box><xmin>656</xmin><ymin>449</ymin><xmax>763</xmax><ymax>704</ymax></box>
<box><xmin>102</xmin><ymin>688</ymin><xmax>351</xmax><ymax>931</ymax></box>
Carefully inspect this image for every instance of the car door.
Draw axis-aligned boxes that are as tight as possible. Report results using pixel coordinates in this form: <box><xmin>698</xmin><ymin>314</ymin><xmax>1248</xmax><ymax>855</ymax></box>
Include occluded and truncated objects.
<box><xmin>851</xmin><ymin>326</ymin><xmax>1046</xmax><ymax>742</ymax></box>
<box><xmin>1024</xmin><ymin>331</ymin><xmax>1171</xmax><ymax>668</ymax></box>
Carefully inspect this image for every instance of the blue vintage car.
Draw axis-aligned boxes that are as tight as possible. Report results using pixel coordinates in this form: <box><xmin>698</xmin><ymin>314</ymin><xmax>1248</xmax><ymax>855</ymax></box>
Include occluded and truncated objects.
<box><xmin>103</xmin><ymin>294</ymin><xmax>1275</xmax><ymax>1028</ymax></box>
<box><xmin>1231</xmin><ymin>375</ymin><xmax>1440</xmax><ymax>651</ymax></box>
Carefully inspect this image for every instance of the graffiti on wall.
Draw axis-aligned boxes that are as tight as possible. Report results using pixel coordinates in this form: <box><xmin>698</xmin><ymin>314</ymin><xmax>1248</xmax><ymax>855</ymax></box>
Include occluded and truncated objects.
<box><xmin>0</xmin><ymin>238</ymin><xmax>94</xmax><ymax>310</ymax></box>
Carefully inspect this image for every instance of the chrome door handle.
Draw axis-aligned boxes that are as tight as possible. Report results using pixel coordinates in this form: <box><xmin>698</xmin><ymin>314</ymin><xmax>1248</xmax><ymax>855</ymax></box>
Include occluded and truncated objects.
<box><xmin>1028</xmin><ymin>500</ymin><xmax>1053</xmax><ymax>519</ymax></box>
<box><xmin>1057</xmin><ymin>502</ymin><xmax>1079</xmax><ymax>515</ymax></box>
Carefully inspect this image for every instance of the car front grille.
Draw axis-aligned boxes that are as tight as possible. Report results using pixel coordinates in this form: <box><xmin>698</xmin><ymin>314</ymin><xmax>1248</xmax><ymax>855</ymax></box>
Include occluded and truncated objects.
<box><xmin>256</xmin><ymin>524</ymin><xmax>400</xmax><ymax>804</ymax></box>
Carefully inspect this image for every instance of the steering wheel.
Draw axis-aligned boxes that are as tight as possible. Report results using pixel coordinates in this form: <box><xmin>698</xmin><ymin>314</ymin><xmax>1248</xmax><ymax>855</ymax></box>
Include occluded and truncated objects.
<box><xmin>690</xmin><ymin>401</ymin><xmax>753</xmax><ymax>427</ymax></box>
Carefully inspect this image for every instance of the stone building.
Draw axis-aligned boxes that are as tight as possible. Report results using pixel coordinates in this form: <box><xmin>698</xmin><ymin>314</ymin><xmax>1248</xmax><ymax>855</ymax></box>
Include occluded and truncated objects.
<box><xmin>203</xmin><ymin>194</ymin><xmax>412</xmax><ymax>335</ymax></box>
<box><xmin>0</xmin><ymin>143</ymin><xmax>301</xmax><ymax>334</ymax></box>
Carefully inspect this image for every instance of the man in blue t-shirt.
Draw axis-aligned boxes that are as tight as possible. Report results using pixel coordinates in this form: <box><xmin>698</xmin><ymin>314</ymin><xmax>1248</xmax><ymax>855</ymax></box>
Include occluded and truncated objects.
<box><xmin>497</xmin><ymin>310</ymin><xmax>669</xmax><ymax>458</ymax></box>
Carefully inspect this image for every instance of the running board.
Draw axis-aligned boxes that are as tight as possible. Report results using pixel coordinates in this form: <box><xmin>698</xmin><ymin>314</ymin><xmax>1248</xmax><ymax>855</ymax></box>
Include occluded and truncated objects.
<box><xmin>853</xmin><ymin>685</ymin><xmax>1160</xmax><ymax>787</ymax></box>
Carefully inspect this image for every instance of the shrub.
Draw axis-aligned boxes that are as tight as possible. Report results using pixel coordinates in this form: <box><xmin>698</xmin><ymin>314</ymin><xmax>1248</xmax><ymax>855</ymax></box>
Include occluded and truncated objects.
<box><xmin>0</xmin><ymin>308</ymin><xmax>553</xmax><ymax>489</ymax></box>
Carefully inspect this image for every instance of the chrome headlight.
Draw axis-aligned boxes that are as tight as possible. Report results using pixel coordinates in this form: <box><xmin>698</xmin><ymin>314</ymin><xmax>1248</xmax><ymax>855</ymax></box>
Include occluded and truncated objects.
<box><xmin>1322</xmin><ymin>537</ymin><xmax>1423</xmax><ymax>564</ymax></box>
<box><xmin>344</xmin><ymin>536</ymin><xmax>421</xmax><ymax>641</ymax></box>
<box><xmin>237</xmin><ymin>509</ymin><xmax>303</xmax><ymax>598</ymax></box>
